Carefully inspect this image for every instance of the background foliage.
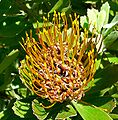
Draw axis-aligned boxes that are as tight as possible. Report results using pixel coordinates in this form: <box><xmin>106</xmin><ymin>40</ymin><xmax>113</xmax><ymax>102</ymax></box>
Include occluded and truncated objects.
<box><xmin>0</xmin><ymin>0</ymin><xmax>118</xmax><ymax>120</ymax></box>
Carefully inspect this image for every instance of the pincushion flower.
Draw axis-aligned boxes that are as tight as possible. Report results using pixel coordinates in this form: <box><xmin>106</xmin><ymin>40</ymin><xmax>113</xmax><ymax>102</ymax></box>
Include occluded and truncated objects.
<box><xmin>19</xmin><ymin>12</ymin><xmax>96</xmax><ymax>103</ymax></box>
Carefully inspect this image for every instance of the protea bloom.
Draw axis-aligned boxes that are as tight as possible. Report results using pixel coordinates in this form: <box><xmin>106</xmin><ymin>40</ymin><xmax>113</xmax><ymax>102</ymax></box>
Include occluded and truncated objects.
<box><xmin>19</xmin><ymin>12</ymin><xmax>96</xmax><ymax>103</ymax></box>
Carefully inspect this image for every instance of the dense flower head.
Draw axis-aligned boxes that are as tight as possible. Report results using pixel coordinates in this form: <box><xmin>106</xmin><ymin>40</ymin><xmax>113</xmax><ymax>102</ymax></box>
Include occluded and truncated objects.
<box><xmin>19</xmin><ymin>12</ymin><xmax>96</xmax><ymax>103</ymax></box>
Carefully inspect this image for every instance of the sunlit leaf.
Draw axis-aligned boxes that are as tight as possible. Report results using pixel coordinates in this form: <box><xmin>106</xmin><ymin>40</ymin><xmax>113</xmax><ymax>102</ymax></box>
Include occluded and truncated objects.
<box><xmin>97</xmin><ymin>10</ymin><xmax>106</xmax><ymax>32</ymax></box>
<box><xmin>33</xmin><ymin>21</ymin><xmax>51</xmax><ymax>29</ymax></box>
<box><xmin>105</xmin><ymin>52</ymin><xmax>118</xmax><ymax>63</ymax></box>
<box><xmin>0</xmin><ymin>99</ymin><xmax>24</xmax><ymax>120</ymax></box>
<box><xmin>32</xmin><ymin>99</ymin><xmax>77</xmax><ymax>120</ymax></box>
<box><xmin>80</xmin><ymin>15</ymin><xmax>89</xmax><ymax>29</ymax></box>
<box><xmin>61</xmin><ymin>4</ymin><xmax>72</xmax><ymax>13</ymax></box>
<box><xmin>0</xmin><ymin>111</ymin><xmax>4</xmax><ymax>119</ymax></box>
<box><xmin>100</xmin><ymin>2</ymin><xmax>110</xmax><ymax>25</ymax></box>
<box><xmin>0</xmin><ymin>108</ymin><xmax>31</xmax><ymax>120</ymax></box>
<box><xmin>49</xmin><ymin>0</ymin><xmax>69</xmax><ymax>13</ymax></box>
<box><xmin>95</xmin><ymin>54</ymin><xmax>102</xmax><ymax>70</ymax></box>
<box><xmin>18</xmin><ymin>88</ymin><xmax>28</xmax><ymax>98</ymax></box>
<box><xmin>33</xmin><ymin>22</ymin><xmax>44</xmax><ymax>29</ymax></box>
<box><xmin>110</xmin><ymin>114</ymin><xmax>118</xmax><ymax>119</ymax></box>
<box><xmin>72</xmin><ymin>100</ymin><xmax>113</xmax><ymax>120</ymax></box>
<box><xmin>87</xmin><ymin>8</ymin><xmax>98</xmax><ymax>32</ymax></box>
<box><xmin>12</xmin><ymin>100</ymin><xmax>32</xmax><ymax>118</ymax></box>
<box><xmin>100</xmin><ymin>99</ymin><xmax>116</xmax><ymax>113</ymax></box>
<box><xmin>112</xmin><ymin>94</ymin><xmax>118</xmax><ymax>99</ymax></box>
<box><xmin>32</xmin><ymin>99</ymin><xmax>49</xmax><ymax>120</ymax></box>
<box><xmin>103</xmin><ymin>15</ymin><xmax>118</xmax><ymax>37</ymax></box>
<box><xmin>103</xmin><ymin>22</ymin><xmax>118</xmax><ymax>29</ymax></box>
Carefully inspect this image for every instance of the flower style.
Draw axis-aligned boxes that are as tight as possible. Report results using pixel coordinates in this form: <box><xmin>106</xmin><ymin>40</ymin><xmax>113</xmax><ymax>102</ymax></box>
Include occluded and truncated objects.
<box><xmin>19</xmin><ymin>12</ymin><xmax>96</xmax><ymax>103</ymax></box>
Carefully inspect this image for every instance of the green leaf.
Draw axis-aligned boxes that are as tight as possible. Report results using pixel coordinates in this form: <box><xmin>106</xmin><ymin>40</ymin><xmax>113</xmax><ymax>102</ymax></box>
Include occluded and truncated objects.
<box><xmin>0</xmin><ymin>99</ymin><xmax>25</xmax><ymax>120</ymax></box>
<box><xmin>84</xmin><ymin>97</ymin><xmax>116</xmax><ymax>113</ymax></box>
<box><xmin>56</xmin><ymin>104</ymin><xmax>77</xmax><ymax>119</ymax></box>
<box><xmin>32</xmin><ymin>99</ymin><xmax>77</xmax><ymax>120</ymax></box>
<box><xmin>0</xmin><ymin>16</ymin><xmax>26</xmax><ymax>37</ymax></box>
<box><xmin>0</xmin><ymin>107</ymin><xmax>31</xmax><ymax>120</ymax></box>
<box><xmin>72</xmin><ymin>101</ymin><xmax>113</xmax><ymax>120</ymax></box>
<box><xmin>61</xmin><ymin>4</ymin><xmax>72</xmax><ymax>13</ymax></box>
<box><xmin>87</xmin><ymin>2</ymin><xmax>110</xmax><ymax>33</ymax></box>
<box><xmin>0</xmin><ymin>49</ymin><xmax>19</xmax><ymax>74</ymax></box>
<box><xmin>108</xmin><ymin>39</ymin><xmax>118</xmax><ymax>51</ymax></box>
<box><xmin>105</xmin><ymin>52</ymin><xmax>118</xmax><ymax>63</ymax></box>
<box><xmin>110</xmin><ymin>114</ymin><xmax>118</xmax><ymax>119</ymax></box>
<box><xmin>0</xmin><ymin>111</ymin><xmax>4</xmax><ymax>119</ymax></box>
<box><xmin>0</xmin><ymin>98</ymin><xmax>6</xmax><ymax>111</ymax></box>
<box><xmin>80</xmin><ymin>15</ymin><xmax>89</xmax><ymax>29</ymax></box>
<box><xmin>0</xmin><ymin>67</ymin><xmax>12</xmax><ymax>91</ymax></box>
<box><xmin>89</xmin><ymin>65</ymin><xmax>118</xmax><ymax>93</ymax></box>
<box><xmin>32</xmin><ymin>99</ymin><xmax>49</xmax><ymax>120</ymax></box>
<box><xmin>49</xmin><ymin>0</ymin><xmax>69</xmax><ymax>13</ymax></box>
<box><xmin>0</xmin><ymin>0</ymin><xmax>11</xmax><ymax>15</ymax></box>
<box><xmin>100</xmin><ymin>2</ymin><xmax>110</xmax><ymax>25</ymax></box>
<box><xmin>0</xmin><ymin>29</ymin><xmax>25</xmax><ymax>47</ymax></box>
<box><xmin>95</xmin><ymin>54</ymin><xmax>102</xmax><ymax>70</ymax></box>
<box><xmin>103</xmin><ymin>21</ymin><xmax>118</xmax><ymax>29</ymax></box>
<box><xmin>71</xmin><ymin>1</ymin><xmax>87</xmax><ymax>15</ymax></box>
<box><xmin>104</xmin><ymin>31</ymin><xmax>118</xmax><ymax>49</ymax></box>
<box><xmin>33</xmin><ymin>22</ymin><xmax>44</xmax><ymax>29</ymax></box>
<box><xmin>99</xmin><ymin>98</ymin><xmax>116</xmax><ymax>113</ymax></box>
<box><xmin>112</xmin><ymin>93</ymin><xmax>118</xmax><ymax>99</ymax></box>
<box><xmin>18</xmin><ymin>88</ymin><xmax>28</xmax><ymax>98</ymax></box>
<box><xmin>12</xmin><ymin>100</ymin><xmax>31</xmax><ymax>118</ymax></box>
<box><xmin>97</xmin><ymin>10</ymin><xmax>106</xmax><ymax>32</ymax></box>
<box><xmin>0</xmin><ymin>109</ymin><xmax>19</xmax><ymax>120</ymax></box>
<box><xmin>33</xmin><ymin>21</ymin><xmax>52</xmax><ymax>29</ymax></box>
<box><xmin>87</xmin><ymin>8</ymin><xmax>98</xmax><ymax>32</ymax></box>
<box><xmin>103</xmin><ymin>15</ymin><xmax>118</xmax><ymax>37</ymax></box>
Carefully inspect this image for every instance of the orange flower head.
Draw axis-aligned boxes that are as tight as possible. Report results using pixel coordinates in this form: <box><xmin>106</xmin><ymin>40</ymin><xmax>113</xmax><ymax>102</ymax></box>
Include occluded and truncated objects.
<box><xmin>19</xmin><ymin>12</ymin><xmax>96</xmax><ymax>103</ymax></box>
